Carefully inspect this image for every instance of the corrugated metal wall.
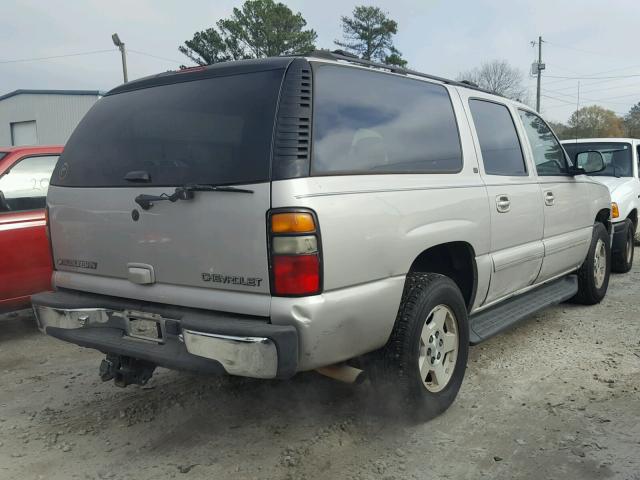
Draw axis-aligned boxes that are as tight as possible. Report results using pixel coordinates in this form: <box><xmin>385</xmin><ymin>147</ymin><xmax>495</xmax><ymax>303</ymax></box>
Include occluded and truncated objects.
<box><xmin>0</xmin><ymin>93</ymin><xmax>99</xmax><ymax>146</ymax></box>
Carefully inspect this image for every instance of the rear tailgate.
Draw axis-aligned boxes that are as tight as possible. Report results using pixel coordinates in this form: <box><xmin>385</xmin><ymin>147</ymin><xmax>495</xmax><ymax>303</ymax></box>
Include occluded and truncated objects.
<box><xmin>47</xmin><ymin>65</ymin><xmax>287</xmax><ymax>314</ymax></box>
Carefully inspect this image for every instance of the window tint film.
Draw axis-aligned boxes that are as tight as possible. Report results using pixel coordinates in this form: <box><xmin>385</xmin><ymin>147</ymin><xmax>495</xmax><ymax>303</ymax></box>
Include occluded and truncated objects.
<box><xmin>562</xmin><ymin>142</ymin><xmax>632</xmax><ymax>177</ymax></box>
<box><xmin>52</xmin><ymin>69</ymin><xmax>284</xmax><ymax>187</ymax></box>
<box><xmin>312</xmin><ymin>65</ymin><xmax>462</xmax><ymax>174</ymax></box>
<box><xmin>518</xmin><ymin>110</ymin><xmax>567</xmax><ymax>176</ymax></box>
<box><xmin>0</xmin><ymin>155</ymin><xmax>59</xmax><ymax>212</ymax></box>
<box><xmin>469</xmin><ymin>100</ymin><xmax>526</xmax><ymax>176</ymax></box>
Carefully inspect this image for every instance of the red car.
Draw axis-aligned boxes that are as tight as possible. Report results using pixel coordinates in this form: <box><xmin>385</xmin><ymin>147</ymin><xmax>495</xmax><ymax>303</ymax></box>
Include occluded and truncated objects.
<box><xmin>0</xmin><ymin>146</ymin><xmax>62</xmax><ymax>312</ymax></box>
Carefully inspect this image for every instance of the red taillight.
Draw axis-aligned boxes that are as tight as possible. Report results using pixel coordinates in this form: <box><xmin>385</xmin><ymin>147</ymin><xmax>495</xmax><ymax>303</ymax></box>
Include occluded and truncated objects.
<box><xmin>269</xmin><ymin>209</ymin><xmax>322</xmax><ymax>296</ymax></box>
<box><xmin>273</xmin><ymin>255</ymin><xmax>320</xmax><ymax>295</ymax></box>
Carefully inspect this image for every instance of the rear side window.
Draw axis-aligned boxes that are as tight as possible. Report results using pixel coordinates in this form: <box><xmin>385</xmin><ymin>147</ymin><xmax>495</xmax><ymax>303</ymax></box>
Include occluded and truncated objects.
<box><xmin>469</xmin><ymin>99</ymin><xmax>526</xmax><ymax>176</ymax></box>
<box><xmin>0</xmin><ymin>155</ymin><xmax>59</xmax><ymax>212</ymax></box>
<box><xmin>518</xmin><ymin>110</ymin><xmax>568</xmax><ymax>176</ymax></box>
<box><xmin>311</xmin><ymin>65</ymin><xmax>462</xmax><ymax>174</ymax></box>
<box><xmin>52</xmin><ymin>69</ymin><xmax>284</xmax><ymax>187</ymax></box>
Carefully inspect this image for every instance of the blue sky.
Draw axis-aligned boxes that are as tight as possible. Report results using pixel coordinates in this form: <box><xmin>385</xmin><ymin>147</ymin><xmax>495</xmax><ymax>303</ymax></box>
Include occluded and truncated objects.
<box><xmin>2</xmin><ymin>0</ymin><xmax>639</xmax><ymax>122</ymax></box>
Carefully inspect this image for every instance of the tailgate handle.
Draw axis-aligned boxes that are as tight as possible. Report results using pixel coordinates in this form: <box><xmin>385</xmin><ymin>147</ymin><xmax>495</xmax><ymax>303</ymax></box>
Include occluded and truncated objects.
<box><xmin>127</xmin><ymin>263</ymin><xmax>155</xmax><ymax>285</ymax></box>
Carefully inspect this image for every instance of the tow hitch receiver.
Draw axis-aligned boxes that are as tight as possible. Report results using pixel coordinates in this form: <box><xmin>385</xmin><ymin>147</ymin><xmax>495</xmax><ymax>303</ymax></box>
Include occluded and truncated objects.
<box><xmin>99</xmin><ymin>354</ymin><xmax>156</xmax><ymax>387</ymax></box>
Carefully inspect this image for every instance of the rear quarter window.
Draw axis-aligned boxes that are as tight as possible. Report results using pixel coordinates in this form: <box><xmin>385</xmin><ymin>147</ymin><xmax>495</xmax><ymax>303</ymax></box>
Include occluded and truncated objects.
<box><xmin>311</xmin><ymin>64</ymin><xmax>462</xmax><ymax>175</ymax></box>
<box><xmin>52</xmin><ymin>69</ymin><xmax>284</xmax><ymax>187</ymax></box>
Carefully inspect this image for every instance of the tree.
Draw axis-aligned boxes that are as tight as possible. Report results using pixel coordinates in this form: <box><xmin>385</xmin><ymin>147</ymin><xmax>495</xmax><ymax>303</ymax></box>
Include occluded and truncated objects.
<box><xmin>566</xmin><ymin>105</ymin><xmax>624</xmax><ymax>138</ymax></box>
<box><xmin>548</xmin><ymin>121</ymin><xmax>570</xmax><ymax>140</ymax></box>
<box><xmin>623</xmin><ymin>102</ymin><xmax>640</xmax><ymax>138</ymax></box>
<box><xmin>457</xmin><ymin>60</ymin><xmax>526</xmax><ymax>101</ymax></box>
<box><xmin>335</xmin><ymin>6</ymin><xmax>407</xmax><ymax>67</ymax></box>
<box><xmin>179</xmin><ymin>0</ymin><xmax>317</xmax><ymax>65</ymax></box>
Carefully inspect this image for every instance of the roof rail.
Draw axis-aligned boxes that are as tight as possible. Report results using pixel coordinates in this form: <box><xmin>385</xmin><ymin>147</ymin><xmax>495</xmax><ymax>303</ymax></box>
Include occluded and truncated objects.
<box><xmin>308</xmin><ymin>50</ymin><xmax>498</xmax><ymax>96</ymax></box>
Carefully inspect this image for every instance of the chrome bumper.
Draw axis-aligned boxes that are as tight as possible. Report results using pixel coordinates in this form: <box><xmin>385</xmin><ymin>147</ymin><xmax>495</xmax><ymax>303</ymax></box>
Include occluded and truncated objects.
<box><xmin>33</xmin><ymin>304</ymin><xmax>280</xmax><ymax>379</ymax></box>
<box><xmin>181</xmin><ymin>330</ymin><xmax>278</xmax><ymax>378</ymax></box>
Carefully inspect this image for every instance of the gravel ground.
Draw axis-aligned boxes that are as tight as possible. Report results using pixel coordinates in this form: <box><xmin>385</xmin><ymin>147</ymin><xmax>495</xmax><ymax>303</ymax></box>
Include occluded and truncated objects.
<box><xmin>1</xmin><ymin>266</ymin><xmax>639</xmax><ymax>480</ymax></box>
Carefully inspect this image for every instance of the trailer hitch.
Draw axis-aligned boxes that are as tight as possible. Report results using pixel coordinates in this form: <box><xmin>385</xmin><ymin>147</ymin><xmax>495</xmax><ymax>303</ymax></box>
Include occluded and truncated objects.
<box><xmin>99</xmin><ymin>354</ymin><xmax>156</xmax><ymax>387</ymax></box>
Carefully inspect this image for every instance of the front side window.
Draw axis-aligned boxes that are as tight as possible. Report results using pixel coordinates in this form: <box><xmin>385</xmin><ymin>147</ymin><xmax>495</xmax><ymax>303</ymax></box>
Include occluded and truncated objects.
<box><xmin>312</xmin><ymin>65</ymin><xmax>462</xmax><ymax>174</ymax></box>
<box><xmin>562</xmin><ymin>142</ymin><xmax>632</xmax><ymax>177</ymax></box>
<box><xmin>0</xmin><ymin>155</ymin><xmax>59</xmax><ymax>212</ymax></box>
<box><xmin>469</xmin><ymin>99</ymin><xmax>526</xmax><ymax>176</ymax></box>
<box><xmin>518</xmin><ymin>110</ymin><xmax>568</xmax><ymax>176</ymax></box>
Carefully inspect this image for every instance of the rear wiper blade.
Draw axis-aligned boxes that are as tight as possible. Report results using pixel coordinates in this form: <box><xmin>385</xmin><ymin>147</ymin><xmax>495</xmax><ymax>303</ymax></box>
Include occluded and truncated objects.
<box><xmin>134</xmin><ymin>184</ymin><xmax>253</xmax><ymax>210</ymax></box>
<box><xmin>178</xmin><ymin>184</ymin><xmax>254</xmax><ymax>194</ymax></box>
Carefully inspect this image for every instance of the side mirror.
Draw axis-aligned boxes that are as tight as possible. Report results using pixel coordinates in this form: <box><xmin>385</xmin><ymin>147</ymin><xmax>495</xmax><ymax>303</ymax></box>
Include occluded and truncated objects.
<box><xmin>574</xmin><ymin>150</ymin><xmax>605</xmax><ymax>174</ymax></box>
<box><xmin>0</xmin><ymin>190</ymin><xmax>11</xmax><ymax>212</ymax></box>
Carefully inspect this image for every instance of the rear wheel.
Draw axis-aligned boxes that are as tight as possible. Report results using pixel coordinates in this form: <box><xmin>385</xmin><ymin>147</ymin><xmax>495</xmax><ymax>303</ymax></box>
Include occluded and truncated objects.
<box><xmin>572</xmin><ymin>223</ymin><xmax>611</xmax><ymax>305</ymax></box>
<box><xmin>613</xmin><ymin>218</ymin><xmax>634</xmax><ymax>273</ymax></box>
<box><xmin>372</xmin><ymin>273</ymin><xmax>469</xmax><ymax>421</ymax></box>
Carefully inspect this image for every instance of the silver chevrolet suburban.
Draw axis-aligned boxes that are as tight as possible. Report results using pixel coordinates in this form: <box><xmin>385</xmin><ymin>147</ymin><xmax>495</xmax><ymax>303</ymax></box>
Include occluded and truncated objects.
<box><xmin>32</xmin><ymin>51</ymin><xmax>612</xmax><ymax>419</ymax></box>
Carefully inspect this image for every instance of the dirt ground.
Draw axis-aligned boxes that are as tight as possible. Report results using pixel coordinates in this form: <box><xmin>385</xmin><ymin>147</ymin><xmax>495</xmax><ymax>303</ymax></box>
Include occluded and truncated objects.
<box><xmin>1</xmin><ymin>266</ymin><xmax>639</xmax><ymax>480</ymax></box>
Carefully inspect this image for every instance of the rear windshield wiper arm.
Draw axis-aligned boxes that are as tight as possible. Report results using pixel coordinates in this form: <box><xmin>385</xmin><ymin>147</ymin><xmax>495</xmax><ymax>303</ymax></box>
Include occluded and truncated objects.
<box><xmin>134</xmin><ymin>184</ymin><xmax>253</xmax><ymax>210</ymax></box>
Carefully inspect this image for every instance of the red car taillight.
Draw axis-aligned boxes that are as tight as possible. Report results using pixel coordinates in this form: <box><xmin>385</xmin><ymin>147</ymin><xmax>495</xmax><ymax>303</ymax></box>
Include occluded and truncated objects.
<box><xmin>269</xmin><ymin>210</ymin><xmax>322</xmax><ymax>296</ymax></box>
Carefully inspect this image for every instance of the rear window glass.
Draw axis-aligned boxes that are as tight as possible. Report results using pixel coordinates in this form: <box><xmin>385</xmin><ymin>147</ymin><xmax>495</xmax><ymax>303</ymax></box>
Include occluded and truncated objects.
<box><xmin>52</xmin><ymin>69</ymin><xmax>284</xmax><ymax>187</ymax></box>
<box><xmin>311</xmin><ymin>65</ymin><xmax>462</xmax><ymax>175</ymax></box>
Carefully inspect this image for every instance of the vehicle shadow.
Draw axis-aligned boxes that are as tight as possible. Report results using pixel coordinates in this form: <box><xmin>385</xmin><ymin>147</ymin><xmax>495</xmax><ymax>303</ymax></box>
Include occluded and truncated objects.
<box><xmin>0</xmin><ymin>309</ymin><xmax>40</xmax><ymax>342</ymax></box>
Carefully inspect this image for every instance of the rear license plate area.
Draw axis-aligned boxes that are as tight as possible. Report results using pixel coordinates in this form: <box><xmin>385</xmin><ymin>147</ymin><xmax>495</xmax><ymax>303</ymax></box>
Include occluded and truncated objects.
<box><xmin>126</xmin><ymin>316</ymin><xmax>163</xmax><ymax>343</ymax></box>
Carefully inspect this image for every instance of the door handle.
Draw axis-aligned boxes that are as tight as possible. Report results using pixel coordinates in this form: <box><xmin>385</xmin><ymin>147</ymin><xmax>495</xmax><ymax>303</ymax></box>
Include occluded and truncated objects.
<box><xmin>544</xmin><ymin>190</ymin><xmax>555</xmax><ymax>206</ymax></box>
<box><xmin>496</xmin><ymin>194</ymin><xmax>511</xmax><ymax>213</ymax></box>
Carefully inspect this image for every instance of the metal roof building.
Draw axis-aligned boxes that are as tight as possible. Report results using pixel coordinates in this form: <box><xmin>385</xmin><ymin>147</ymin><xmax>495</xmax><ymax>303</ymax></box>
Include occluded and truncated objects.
<box><xmin>0</xmin><ymin>89</ymin><xmax>102</xmax><ymax>146</ymax></box>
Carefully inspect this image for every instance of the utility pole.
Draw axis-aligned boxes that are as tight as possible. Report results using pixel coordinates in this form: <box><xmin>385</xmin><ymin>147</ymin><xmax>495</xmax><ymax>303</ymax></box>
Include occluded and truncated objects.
<box><xmin>111</xmin><ymin>33</ymin><xmax>128</xmax><ymax>83</ymax></box>
<box><xmin>534</xmin><ymin>36</ymin><xmax>545</xmax><ymax>112</ymax></box>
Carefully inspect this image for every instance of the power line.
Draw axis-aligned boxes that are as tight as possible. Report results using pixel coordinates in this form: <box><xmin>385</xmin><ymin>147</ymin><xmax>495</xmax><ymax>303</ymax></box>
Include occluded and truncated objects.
<box><xmin>0</xmin><ymin>48</ymin><xmax>184</xmax><ymax>67</ymax></box>
<box><xmin>0</xmin><ymin>49</ymin><xmax>116</xmax><ymax>64</ymax></box>
<box><xmin>541</xmin><ymin>93</ymin><xmax>575</xmax><ymax>105</ymax></box>
<box><xmin>546</xmin><ymin>73</ymin><xmax>640</xmax><ymax>80</ymax></box>
<box><xmin>546</xmin><ymin>88</ymin><xmax>640</xmax><ymax>104</ymax></box>
<box><xmin>544</xmin><ymin>40</ymin><xmax>624</xmax><ymax>60</ymax></box>
<box><xmin>128</xmin><ymin>49</ymin><xmax>183</xmax><ymax>65</ymax></box>
<box><xmin>542</xmin><ymin>62</ymin><xmax>640</xmax><ymax>88</ymax></box>
<box><xmin>546</xmin><ymin>76</ymin><xmax>640</xmax><ymax>95</ymax></box>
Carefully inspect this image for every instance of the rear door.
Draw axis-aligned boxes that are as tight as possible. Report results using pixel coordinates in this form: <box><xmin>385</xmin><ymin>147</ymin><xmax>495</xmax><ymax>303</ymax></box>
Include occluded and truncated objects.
<box><xmin>517</xmin><ymin>110</ymin><xmax>592</xmax><ymax>282</ymax></box>
<box><xmin>47</xmin><ymin>67</ymin><xmax>286</xmax><ymax>315</ymax></box>
<box><xmin>0</xmin><ymin>154</ymin><xmax>58</xmax><ymax>308</ymax></box>
<box><xmin>464</xmin><ymin>97</ymin><xmax>544</xmax><ymax>305</ymax></box>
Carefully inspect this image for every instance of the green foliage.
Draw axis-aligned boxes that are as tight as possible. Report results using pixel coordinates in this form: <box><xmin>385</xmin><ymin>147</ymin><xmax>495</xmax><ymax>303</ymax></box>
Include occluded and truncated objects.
<box><xmin>335</xmin><ymin>6</ymin><xmax>407</xmax><ymax>67</ymax></box>
<box><xmin>566</xmin><ymin>105</ymin><xmax>624</xmax><ymax>138</ymax></box>
<box><xmin>179</xmin><ymin>0</ymin><xmax>317</xmax><ymax>65</ymax></box>
<box><xmin>623</xmin><ymin>102</ymin><xmax>640</xmax><ymax>138</ymax></box>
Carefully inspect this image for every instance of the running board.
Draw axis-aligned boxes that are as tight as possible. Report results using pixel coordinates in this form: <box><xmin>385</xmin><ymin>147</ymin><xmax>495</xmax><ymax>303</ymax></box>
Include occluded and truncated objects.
<box><xmin>469</xmin><ymin>275</ymin><xmax>578</xmax><ymax>345</ymax></box>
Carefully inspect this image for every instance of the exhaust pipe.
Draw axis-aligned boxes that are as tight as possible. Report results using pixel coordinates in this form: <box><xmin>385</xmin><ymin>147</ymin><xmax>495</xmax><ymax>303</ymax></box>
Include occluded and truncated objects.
<box><xmin>316</xmin><ymin>364</ymin><xmax>365</xmax><ymax>384</ymax></box>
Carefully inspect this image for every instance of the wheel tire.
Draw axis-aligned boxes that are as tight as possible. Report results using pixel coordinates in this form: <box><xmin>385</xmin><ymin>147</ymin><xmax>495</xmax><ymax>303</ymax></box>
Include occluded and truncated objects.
<box><xmin>572</xmin><ymin>223</ymin><xmax>611</xmax><ymax>305</ymax></box>
<box><xmin>372</xmin><ymin>273</ymin><xmax>469</xmax><ymax>421</ymax></box>
<box><xmin>612</xmin><ymin>218</ymin><xmax>634</xmax><ymax>273</ymax></box>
